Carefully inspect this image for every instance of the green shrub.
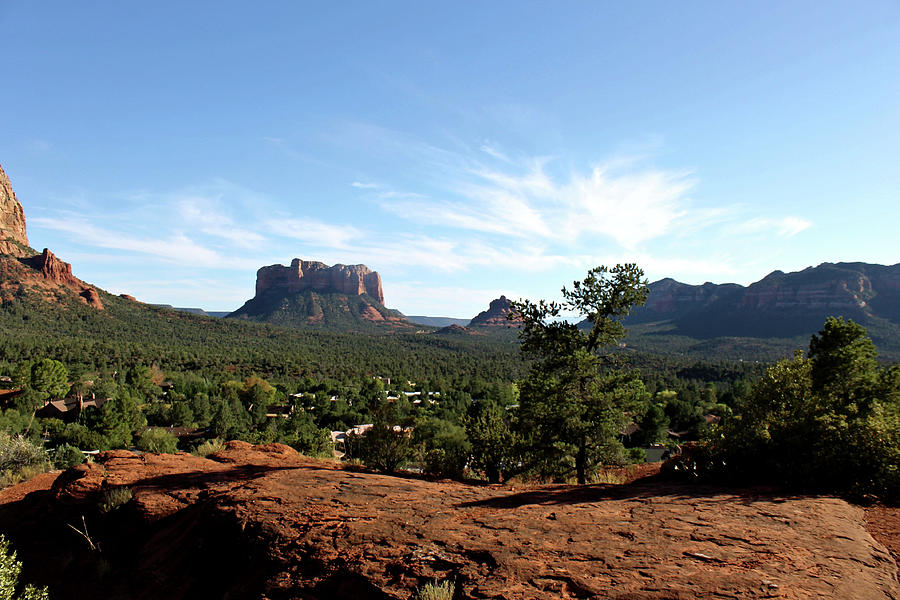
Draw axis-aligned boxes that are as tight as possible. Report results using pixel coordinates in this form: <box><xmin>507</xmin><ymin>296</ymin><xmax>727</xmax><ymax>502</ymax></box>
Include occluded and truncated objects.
<box><xmin>135</xmin><ymin>429</ymin><xmax>178</xmax><ymax>454</ymax></box>
<box><xmin>415</xmin><ymin>417</ymin><xmax>471</xmax><ymax>479</ymax></box>
<box><xmin>99</xmin><ymin>487</ymin><xmax>133</xmax><ymax>513</ymax></box>
<box><xmin>626</xmin><ymin>447</ymin><xmax>647</xmax><ymax>464</ymax></box>
<box><xmin>0</xmin><ymin>534</ymin><xmax>49</xmax><ymax>600</ymax></box>
<box><xmin>417</xmin><ymin>579</ymin><xmax>455</xmax><ymax>600</ymax></box>
<box><xmin>0</xmin><ymin>433</ymin><xmax>49</xmax><ymax>488</ymax></box>
<box><xmin>50</xmin><ymin>444</ymin><xmax>84</xmax><ymax>470</ymax></box>
<box><xmin>194</xmin><ymin>438</ymin><xmax>225</xmax><ymax>458</ymax></box>
<box><xmin>710</xmin><ymin>318</ymin><xmax>900</xmax><ymax>500</ymax></box>
<box><xmin>348</xmin><ymin>403</ymin><xmax>413</xmax><ymax>474</ymax></box>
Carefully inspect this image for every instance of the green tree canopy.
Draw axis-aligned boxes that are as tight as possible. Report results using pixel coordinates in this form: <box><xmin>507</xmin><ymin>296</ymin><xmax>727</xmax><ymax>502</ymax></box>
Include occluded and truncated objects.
<box><xmin>715</xmin><ymin>317</ymin><xmax>900</xmax><ymax>499</ymax></box>
<box><xmin>29</xmin><ymin>358</ymin><xmax>69</xmax><ymax>400</ymax></box>
<box><xmin>512</xmin><ymin>264</ymin><xmax>651</xmax><ymax>484</ymax></box>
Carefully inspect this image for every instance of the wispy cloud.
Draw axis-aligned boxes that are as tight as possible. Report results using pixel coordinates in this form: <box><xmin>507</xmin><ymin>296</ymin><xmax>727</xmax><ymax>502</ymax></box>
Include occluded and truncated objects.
<box><xmin>730</xmin><ymin>216</ymin><xmax>812</xmax><ymax>238</ymax></box>
<box><xmin>25</xmin><ymin>139</ymin><xmax>53</xmax><ymax>155</ymax></box>
<box><xmin>380</xmin><ymin>157</ymin><xmax>694</xmax><ymax>248</ymax></box>
<box><xmin>265</xmin><ymin>217</ymin><xmax>361</xmax><ymax>248</ymax></box>
<box><xmin>479</xmin><ymin>142</ymin><xmax>513</xmax><ymax>163</ymax></box>
<box><xmin>176</xmin><ymin>195</ymin><xmax>266</xmax><ymax>248</ymax></box>
<box><xmin>351</xmin><ymin>181</ymin><xmax>380</xmax><ymax>190</ymax></box>
<box><xmin>31</xmin><ymin>216</ymin><xmax>262</xmax><ymax>269</ymax></box>
<box><xmin>25</xmin><ymin>129</ymin><xmax>817</xmax><ymax>314</ymax></box>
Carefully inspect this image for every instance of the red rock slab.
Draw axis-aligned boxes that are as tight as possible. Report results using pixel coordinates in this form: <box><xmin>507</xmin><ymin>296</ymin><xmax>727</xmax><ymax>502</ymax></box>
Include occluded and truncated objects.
<box><xmin>3</xmin><ymin>444</ymin><xmax>898</xmax><ymax>600</ymax></box>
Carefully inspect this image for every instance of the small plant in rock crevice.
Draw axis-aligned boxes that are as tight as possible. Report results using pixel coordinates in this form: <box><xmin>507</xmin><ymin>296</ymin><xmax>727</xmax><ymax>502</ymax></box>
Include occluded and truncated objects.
<box><xmin>416</xmin><ymin>579</ymin><xmax>455</xmax><ymax>600</ymax></box>
<box><xmin>98</xmin><ymin>486</ymin><xmax>133</xmax><ymax>513</ymax></box>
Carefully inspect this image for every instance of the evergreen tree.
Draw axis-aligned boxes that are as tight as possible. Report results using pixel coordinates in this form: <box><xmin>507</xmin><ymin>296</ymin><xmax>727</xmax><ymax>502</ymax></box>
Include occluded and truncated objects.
<box><xmin>513</xmin><ymin>264</ymin><xmax>650</xmax><ymax>483</ymax></box>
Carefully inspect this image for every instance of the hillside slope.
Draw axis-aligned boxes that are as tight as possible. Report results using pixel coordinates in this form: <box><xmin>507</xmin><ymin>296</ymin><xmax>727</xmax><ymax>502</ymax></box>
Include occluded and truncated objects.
<box><xmin>0</xmin><ymin>253</ymin><xmax>521</xmax><ymax>381</ymax></box>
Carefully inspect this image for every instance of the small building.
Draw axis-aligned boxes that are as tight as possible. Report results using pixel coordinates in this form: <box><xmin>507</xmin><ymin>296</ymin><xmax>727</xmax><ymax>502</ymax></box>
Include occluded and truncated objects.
<box><xmin>265</xmin><ymin>404</ymin><xmax>295</xmax><ymax>419</ymax></box>
<box><xmin>35</xmin><ymin>395</ymin><xmax>108</xmax><ymax>422</ymax></box>
<box><xmin>0</xmin><ymin>389</ymin><xmax>24</xmax><ymax>408</ymax></box>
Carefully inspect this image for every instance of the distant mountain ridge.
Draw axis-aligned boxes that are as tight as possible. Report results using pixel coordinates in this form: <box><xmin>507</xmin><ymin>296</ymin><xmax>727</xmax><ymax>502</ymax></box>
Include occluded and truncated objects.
<box><xmin>405</xmin><ymin>315</ymin><xmax>470</xmax><ymax>328</ymax></box>
<box><xmin>623</xmin><ymin>262</ymin><xmax>900</xmax><ymax>357</ymax></box>
<box><xmin>151</xmin><ymin>305</ymin><xmax>232</xmax><ymax>318</ymax></box>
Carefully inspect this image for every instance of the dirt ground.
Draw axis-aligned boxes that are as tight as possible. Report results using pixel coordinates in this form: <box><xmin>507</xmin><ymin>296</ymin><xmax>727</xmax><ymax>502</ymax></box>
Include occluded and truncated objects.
<box><xmin>1</xmin><ymin>444</ymin><xmax>898</xmax><ymax>599</ymax></box>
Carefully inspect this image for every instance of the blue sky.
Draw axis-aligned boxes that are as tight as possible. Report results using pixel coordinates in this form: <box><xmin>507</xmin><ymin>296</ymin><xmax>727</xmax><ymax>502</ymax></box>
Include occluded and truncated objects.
<box><xmin>2</xmin><ymin>2</ymin><xmax>898</xmax><ymax>316</ymax></box>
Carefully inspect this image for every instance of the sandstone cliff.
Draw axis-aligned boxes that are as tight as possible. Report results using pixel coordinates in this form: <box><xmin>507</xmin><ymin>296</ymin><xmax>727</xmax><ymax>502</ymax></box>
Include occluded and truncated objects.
<box><xmin>468</xmin><ymin>295</ymin><xmax>523</xmax><ymax>327</ymax></box>
<box><xmin>255</xmin><ymin>259</ymin><xmax>384</xmax><ymax>304</ymax></box>
<box><xmin>229</xmin><ymin>259</ymin><xmax>411</xmax><ymax>330</ymax></box>
<box><xmin>0</xmin><ymin>164</ymin><xmax>30</xmax><ymax>257</ymax></box>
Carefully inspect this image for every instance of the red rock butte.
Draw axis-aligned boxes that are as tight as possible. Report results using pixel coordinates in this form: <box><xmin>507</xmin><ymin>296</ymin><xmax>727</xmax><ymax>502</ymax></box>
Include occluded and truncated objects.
<box><xmin>469</xmin><ymin>295</ymin><xmax>523</xmax><ymax>327</ymax></box>
<box><xmin>254</xmin><ymin>259</ymin><xmax>385</xmax><ymax>304</ymax></box>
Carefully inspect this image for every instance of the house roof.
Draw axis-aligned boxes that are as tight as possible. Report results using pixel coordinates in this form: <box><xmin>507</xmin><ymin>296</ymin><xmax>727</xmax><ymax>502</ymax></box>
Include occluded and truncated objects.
<box><xmin>0</xmin><ymin>388</ymin><xmax>24</xmax><ymax>400</ymax></box>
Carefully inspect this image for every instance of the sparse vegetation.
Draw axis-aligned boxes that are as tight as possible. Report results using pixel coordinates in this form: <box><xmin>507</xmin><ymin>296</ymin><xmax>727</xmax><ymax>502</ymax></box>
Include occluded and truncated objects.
<box><xmin>416</xmin><ymin>579</ymin><xmax>455</xmax><ymax>600</ymax></box>
<box><xmin>67</xmin><ymin>515</ymin><xmax>99</xmax><ymax>552</ymax></box>
<box><xmin>135</xmin><ymin>428</ymin><xmax>178</xmax><ymax>454</ymax></box>
<box><xmin>0</xmin><ymin>433</ymin><xmax>49</xmax><ymax>488</ymax></box>
<box><xmin>592</xmin><ymin>470</ymin><xmax>627</xmax><ymax>485</ymax></box>
<box><xmin>194</xmin><ymin>438</ymin><xmax>225</xmax><ymax>458</ymax></box>
<box><xmin>98</xmin><ymin>487</ymin><xmax>133</xmax><ymax>513</ymax></box>
<box><xmin>49</xmin><ymin>444</ymin><xmax>83</xmax><ymax>470</ymax></box>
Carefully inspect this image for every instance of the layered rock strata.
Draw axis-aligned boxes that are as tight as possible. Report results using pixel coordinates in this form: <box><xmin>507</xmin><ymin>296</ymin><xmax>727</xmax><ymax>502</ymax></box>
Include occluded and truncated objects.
<box><xmin>255</xmin><ymin>259</ymin><xmax>384</xmax><ymax>304</ymax></box>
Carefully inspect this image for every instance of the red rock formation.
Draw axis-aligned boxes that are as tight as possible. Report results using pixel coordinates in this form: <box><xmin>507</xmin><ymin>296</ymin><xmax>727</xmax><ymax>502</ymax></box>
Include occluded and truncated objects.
<box><xmin>0</xmin><ymin>164</ymin><xmax>29</xmax><ymax>257</ymax></box>
<box><xmin>119</xmin><ymin>294</ymin><xmax>138</xmax><ymax>302</ymax></box>
<box><xmin>13</xmin><ymin>248</ymin><xmax>104</xmax><ymax>310</ymax></box>
<box><xmin>254</xmin><ymin>259</ymin><xmax>385</xmax><ymax>304</ymax></box>
<box><xmin>1</xmin><ymin>443</ymin><xmax>896</xmax><ymax>599</ymax></box>
<box><xmin>24</xmin><ymin>248</ymin><xmax>78</xmax><ymax>286</ymax></box>
<box><xmin>469</xmin><ymin>295</ymin><xmax>523</xmax><ymax>327</ymax></box>
<box><xmin>79</xmin><ymin>287</ymin><xmax>104</xmax><ymax>310</ymax></box>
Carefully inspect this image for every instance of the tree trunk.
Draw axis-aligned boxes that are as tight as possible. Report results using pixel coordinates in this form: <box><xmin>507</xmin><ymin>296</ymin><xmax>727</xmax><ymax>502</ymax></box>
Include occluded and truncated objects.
<box><xmin>486</xmin><ymin>464</ymin><xmax>501</xmax><ymax>484</ymax></box>
<box><xmin>576</xmin><ymin>440</ymin><xmax>587</xmax><ymax>484</ymax></box>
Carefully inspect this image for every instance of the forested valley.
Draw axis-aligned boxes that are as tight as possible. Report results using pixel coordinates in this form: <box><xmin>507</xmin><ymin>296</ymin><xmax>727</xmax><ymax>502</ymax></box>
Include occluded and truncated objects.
<box><xmin>0</xmin><ymin>271</ymin><xmax>772</xmax><ymax>489</ymax></box>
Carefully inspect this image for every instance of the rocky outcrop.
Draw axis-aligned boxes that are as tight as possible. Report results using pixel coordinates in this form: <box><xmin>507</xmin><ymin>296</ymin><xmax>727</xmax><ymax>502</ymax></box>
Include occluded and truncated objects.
<box><xmin>0</xmin><ymin>164</ymin><xmax>29</xmax><ymax>257</ymax></box>
<box><xmin>255</xmin><ymin>259</ymin><xmax>384</xmax><ymax>304</ymax></box>
<box><xmin>1</xmin><ymin>443</ymin><xmax>896</xmax><ymax>599</ymax></box>
<box><xmin>78</xmin><ymin>287</ymin><xmax>104</xmax><ymax>310</ymax></box>
<box><xmin>468</xmin><ymin>295</ymin><xmax>523</xmax><ymax>327</ymax></box>
<box><xmin>23</xmin><ymin>248</ymin><xmax>78</xmax><ymax>286</ymax></box>
<box><xmin>14</xmin><ymin>248</ymin><xmax>103</xmax><ymax>309</ymax></box>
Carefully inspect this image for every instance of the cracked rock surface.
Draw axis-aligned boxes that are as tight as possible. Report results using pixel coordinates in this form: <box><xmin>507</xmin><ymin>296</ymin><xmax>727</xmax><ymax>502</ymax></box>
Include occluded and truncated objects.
<box><xmin>2</xmin><ymin>442</ymin><xmax>898</xmax><ymax>599</ymax></box>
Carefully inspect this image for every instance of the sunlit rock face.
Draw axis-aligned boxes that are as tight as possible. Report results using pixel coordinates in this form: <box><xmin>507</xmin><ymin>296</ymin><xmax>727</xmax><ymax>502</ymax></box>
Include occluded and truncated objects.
<box><xmin>254</xmin><ymin>259</ymin><xmax>384</xmax><ymax>304</ymax></box>
<box><xmin>0</xmin><ymin>164</ymin><xmax>29</xmax><ymax>257</ymax></box>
